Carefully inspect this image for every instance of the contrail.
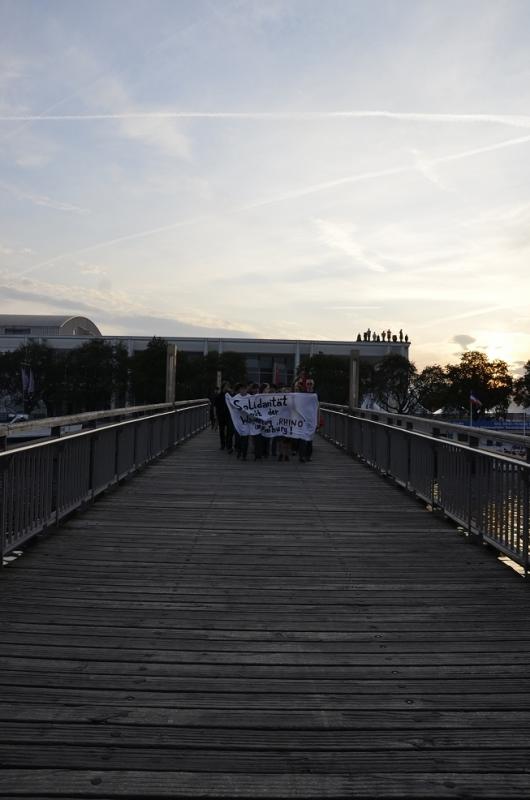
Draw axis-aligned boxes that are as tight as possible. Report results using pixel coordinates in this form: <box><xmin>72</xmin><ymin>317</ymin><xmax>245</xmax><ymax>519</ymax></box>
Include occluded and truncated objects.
<box><xmin>3</xmin><ymin>110</ymin><xmax>530</xmax><ymax>128</ymax></box>
<box><xmin>244</xmin><ymin>165</ymin><xmax>411</xmax><ymax>208</ymax></box>
<box><xmin>19</xmin><ymin>214</ymin><xmax>212</xmax><ymax>276</ymax></box>
<box><xmin>424</xmin><ymin>305</ymin><xmax>516</xmax><ymax>326</ymax></box>
<box><xmin>0</xmin><ymin>1</ymin><xmax>243</xmax><ymax>144</ymax></box>
<box><xmin>435</xmin><ymin>132</ymin><xmax>530</xmax><ymax>162</ymax></box>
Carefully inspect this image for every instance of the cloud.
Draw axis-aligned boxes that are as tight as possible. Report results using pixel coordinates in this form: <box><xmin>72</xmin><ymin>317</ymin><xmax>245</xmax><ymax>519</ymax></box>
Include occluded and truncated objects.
<box><xmin>83</xmin><ymin>75</ymin><xmax>191</xmax><ymax>159</ymax></box>
<box><xmin>409</xmin><ymin>148</ymin><xmax>448</xmax><ymax>191</ymax></box>
<box><xmin>18</xmin><ymin>126</ymin><xmax>530</xmax><ymax>279</ymax></box>
<box><xmin>452</xmin><ymin>334</ymin><xmax>477</xmax><ymax>351</ymax></box>
<box><xmin>14</xmin><ymin>152</ymin><xmax>54</xmax><ymax>169</ymax></box>
<box><xmin>0</xmin><ymin>270</ymin><xmax>255</xmax><ymax>337</ymax></box>
<box><xmin>0</xmin><ymin>242</ymin><xmax>34</xmax><ymax>257</ymax></box>
<box><xmin>78</xmin><ymin>262</ymin><xmax>108</xmax><ymax>276</ymax></box>
<box><xmin>424</xmin><ymin>305</ymin><xmax>516</xmax><ymax>325</ymax></box>
<box><xmin>20</xmin><ymin>212</ymin><xmax>209</xmax><ymax>276</ymax></box>
<box><xmin>325</xmin><ymin>305</ymin><xmax>382</xmax><ymax>310</ymax></box>
<box><xmin>0</xmin><ymin>180</ymin><xmax>88</xmax><ymax>214</ymax></box>
<box><xmin>0</xmin><ymin>54</ymin><xmax>27</xmax><ymax>93</ymax></box>
<box><xmin>0</xmin><ymin>283</ymin><xmax>255</xmax><ymax>338</ymax></box>
<box><xmin>315</xmin><ymin>219</ymin><xmax>387</xmax><ymax>272</ymax></box>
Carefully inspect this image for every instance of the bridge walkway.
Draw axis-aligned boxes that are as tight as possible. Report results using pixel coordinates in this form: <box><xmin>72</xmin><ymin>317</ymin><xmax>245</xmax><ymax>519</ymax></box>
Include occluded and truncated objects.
<box><xmin>1</xmin><ymin>429</ymin><xmax>530</xmax><ymax>797</ymax></box>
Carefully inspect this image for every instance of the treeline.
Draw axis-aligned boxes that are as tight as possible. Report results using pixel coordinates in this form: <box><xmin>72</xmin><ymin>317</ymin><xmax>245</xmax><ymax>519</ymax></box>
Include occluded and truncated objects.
<box><xmin>0</xmin><ymin>337</ymin><xmax>247</xmax><ymax>416</ymax></box>
<box><xmin>1</xmin><ymin>337</ymin><xmax>529</xmax><ymax>417</ymax></box>
<box><xmin>299</xmin><ymin>351</ymin><xmax>530</xmax><ymax>414</ymax></box>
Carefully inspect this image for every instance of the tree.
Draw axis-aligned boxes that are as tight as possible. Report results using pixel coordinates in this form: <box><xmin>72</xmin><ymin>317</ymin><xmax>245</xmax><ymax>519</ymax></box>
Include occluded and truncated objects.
<box><xmin>445</xmin><ymin>351</ymin><xmax>512</xmax><ymax>415</ymax></box>
<box><xmin>487</xmin><ymin>359</ymin><xmax>514</xmax><ymax>417</ymax></box>
<box><xmin>513</xmin><ymin>360</ymin><xmax>530</xmax><ymax>408</ymax></box>
<box><xmin>130</xmin><ymin>337</ymin><xmax>167</xmax><ymax>405</ymax></box>
<box><xmin>0</xmin><ymin>349</ymin><xmax>22</xmax><ymax>407</ymax></box>
<box><xmin>0</xmin><ymin>341</ymin><xmax>64</xmax><ymax>415</ymax></box>
<box><xmin>174</xmin><ymin>351</ymin><xmax>218</xmax><ymax>400</ymax></box>
<box><xmin>297</xmin><ymin>354</ymin><xmax>349</xmax><ymax>404</ymax></box>
<box><xmin>413</xmin><ymin>364</ymin><xmax>450</xmax><ymax>413</ymax></box>
<box><xmin>359</xmin><ymin>360</ymin><xmax>375</xmax><ymax>406</ymax></box>
<box><xmin>371</xmin><ymin>354</ymin><xmax>418</xmax><ymax>413</ymax></box>
<box><xmin>112</xmin><ymin>342</ymin><xmax>130</xmax><ymax>408</ymax></box>
<box><xmin>0</xmin><ymin>340</ymin><xmax>132</xmax><ymax>415</ymax></box>
<box><xmin>218</xmin><ymin>352</ymin><xmax>247</xmax><ymax>386</ymax></box>
<box><xmin>64</xmin><ymin>340</ymin><xmax>118</xmax><ymax>412</ymax></box>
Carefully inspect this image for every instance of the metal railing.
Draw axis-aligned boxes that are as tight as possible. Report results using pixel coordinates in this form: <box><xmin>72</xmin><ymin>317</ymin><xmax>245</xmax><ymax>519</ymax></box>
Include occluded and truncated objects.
<box><xmin>321</xmin><ymin>403</ymin><xmax>530</xmax><ymax>460</ymax></box>
<box><xmin>0</xmin><ymin>400</ymin><xmax>208</xmax><ymax>558</ymax></box>
<box><xmin>0</xmin><ymin>401</ymin><xmax>195</xmax><ymax>449</ymax></box>
<box><xmin>320</xmin><ymin>406</ymin><xmax>530</xmax><ymax>573</ymax></box>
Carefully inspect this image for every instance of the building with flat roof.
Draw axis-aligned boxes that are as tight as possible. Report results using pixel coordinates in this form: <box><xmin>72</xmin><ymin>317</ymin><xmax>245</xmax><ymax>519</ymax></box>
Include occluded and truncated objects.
<box><xmin>0</xmin><ymin>315</ymin><xmax>410</xmax><ymax>386</ymax></box>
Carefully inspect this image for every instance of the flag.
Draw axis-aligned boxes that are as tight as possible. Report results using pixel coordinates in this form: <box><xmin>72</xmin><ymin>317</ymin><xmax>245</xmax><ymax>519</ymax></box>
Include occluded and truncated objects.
<box><xmin>469</xmin><ymin>392</ymin><xmax>482</xmax><ymax>407</ymax></box>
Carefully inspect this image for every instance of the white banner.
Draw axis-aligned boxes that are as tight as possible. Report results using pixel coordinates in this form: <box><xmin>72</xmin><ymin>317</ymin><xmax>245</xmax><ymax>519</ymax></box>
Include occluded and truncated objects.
<box><xmin>226</xmin><ymin>392</ymin><xmax>318</xmax><ymax>440</ymax></box>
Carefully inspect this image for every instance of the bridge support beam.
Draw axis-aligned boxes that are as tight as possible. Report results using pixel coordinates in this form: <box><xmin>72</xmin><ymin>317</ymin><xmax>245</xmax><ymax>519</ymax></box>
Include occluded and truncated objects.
<box><xmin>349</xmin><ymin>348</ymin><xmax>360</xmax><ymax>410</ymax></box>
<box><xmin>166</xmin><ymin>344</ymin><xmax>178</xmax><ymax>404</ymax></box>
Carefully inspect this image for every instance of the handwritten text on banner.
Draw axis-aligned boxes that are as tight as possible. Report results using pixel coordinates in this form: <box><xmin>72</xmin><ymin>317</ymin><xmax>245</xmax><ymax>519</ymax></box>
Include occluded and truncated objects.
<box><xmin>225</xmin><ymin>393</ymin><xmax>318</xmax><ymax>440</ymax></box>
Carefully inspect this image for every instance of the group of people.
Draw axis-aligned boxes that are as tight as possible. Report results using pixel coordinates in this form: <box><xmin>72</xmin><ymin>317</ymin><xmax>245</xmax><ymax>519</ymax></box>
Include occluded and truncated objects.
<box><xmin>210</xmin><ymin>379</ymin><xmax>316</xmax><ymax>463</ymax></box>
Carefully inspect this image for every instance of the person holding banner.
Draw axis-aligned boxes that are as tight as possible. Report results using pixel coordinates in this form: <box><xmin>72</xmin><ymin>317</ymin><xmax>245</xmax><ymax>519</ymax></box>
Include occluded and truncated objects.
<box><xmin>304</xmin><ymin>377</ymin><xmax>317</xmax><ymax>461</ymax></box>
<box><xmin>232</xmin><ymin>383</ymin><xmax>250</xmax><ymax>460</ymax></box>
<box><xmin>224</xmin><ymin>385</ymin><xmax>318</xmax><ymax>462</ymax></box>
<box><xmin>255</xmin><ymin>382</ymin><xmax>272</xmax><ymax>459</ymax></box>
<box><xmin>247</xmin><ymin>383</ymin><xmax>262</xmax><ymax>460</ymax></box>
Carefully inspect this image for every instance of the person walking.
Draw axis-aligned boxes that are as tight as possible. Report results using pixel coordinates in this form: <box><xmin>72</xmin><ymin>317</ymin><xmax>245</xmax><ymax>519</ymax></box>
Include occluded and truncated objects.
<box><xmin>214</xmin><ymin>382</ymin><xmax>233</xmax><ymax>452</ymax></box>
<box><xmin>209</xmin><ymin>387</ymin><xmax>219</xmax><ymax>430</ymax></box>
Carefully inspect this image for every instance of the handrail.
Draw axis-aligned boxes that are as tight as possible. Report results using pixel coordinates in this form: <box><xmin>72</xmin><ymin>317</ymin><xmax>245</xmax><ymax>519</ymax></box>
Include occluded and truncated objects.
<box><xmin>0</xmin><ymin>406</ymin><xmax>192</xmax><ymax>457</ymax></box>
<box><xmin>320</xmin><ymin>406</ymin><xmax>530</xmax><ymax>574</ymax></box>
<box><xmin>0</xmin><ymin>400</ymin><xmax>209</xmax><ymax>559</ymax></box>
<box><xmin>0</xmin><ymin>398</ymin><xmax>208</xmax><ymax>437</ymax></box>
<box><xmin>319</xmin><ymin>403</ymin><xmax>530</xmax><ymax>457</ymax></box>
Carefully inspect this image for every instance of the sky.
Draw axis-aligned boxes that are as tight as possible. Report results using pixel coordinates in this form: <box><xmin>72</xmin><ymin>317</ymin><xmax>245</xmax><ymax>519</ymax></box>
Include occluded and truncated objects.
<box><xmin>1</xmin><ymin>0</ymin><xmax>530</xmax><ymax>371</ymax></box>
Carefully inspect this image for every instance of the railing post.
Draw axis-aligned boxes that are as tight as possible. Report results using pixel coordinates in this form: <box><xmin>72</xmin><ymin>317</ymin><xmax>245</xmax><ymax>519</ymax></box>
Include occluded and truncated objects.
<box><xmin>0</xmin><ymin>455</ymin><xmax>12</xmax><ymax>560</ymax></box>
<box><xmin>522</xmin><ymin>470</ymin><xmax>529</xmax><ymax>577</ymax></box>
<box><xmin>88</xmin><ymin>434</ymin><xmax>97</xmax><ymax>501</ymax></box>
<box><xmin>114</xmin><ymin>428</ymin><xmax>122</xmax><ymax>481</ymax></box>
<box><xmin>52</xmin><ymin>443</ymin><xmax>64</xmax><ymax>526</ymax></box>
<box><xmin>431</xmin><ymin>440</ymin><xmax>438</xmax><ymax>508</ymax></box>
<box><xmin>406</xmin><ymin>433</ymin><xmax>412</xmax><ymax>489</ymax></box>
<box><xmin>170</xmin><ymin>409</ymin><xmax>177</xmax><ymax>446</ymax></box>
<box><xmin>467</xmin><ymin>451</ymin><xmax>480</xmax><ymax>542</ymax></box>
<box><xmin>132</xmin><ymin>422</ymin><xmax>138</xmax><ymax>469</ymax></box>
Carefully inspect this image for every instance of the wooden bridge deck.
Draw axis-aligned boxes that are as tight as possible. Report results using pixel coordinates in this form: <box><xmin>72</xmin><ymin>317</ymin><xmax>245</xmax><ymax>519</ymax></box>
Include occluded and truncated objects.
<box><xmin>1</xmin><ymin>430</ymin><xmax>530</xmax><ymax>798</ymax></box>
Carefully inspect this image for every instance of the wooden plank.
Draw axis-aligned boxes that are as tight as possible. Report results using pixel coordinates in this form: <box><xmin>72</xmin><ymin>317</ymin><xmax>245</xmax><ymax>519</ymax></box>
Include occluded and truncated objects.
<box><xmin>1</xmin><ymin>769</ymin><xmax>530</xmax><ymax>798</ymax></box>
<box><xmin>3</xmin><ymin>686</ymin><xmax>530</xmax><ymax>709</ymax></box>
<box><xmin>3</xmin><ymin>704</ymin><xmax>530</xmax><ymax>729</ymax></box>
<box><xmin>2</xmin><ymin>655</ymin><xmax>530</xmax><ymax>678</ymax></box>
<box><xmin>2</xmin><ymin>431</ymin><xmax>530</xmax><ymax>798</ymax></box>
<box><xmin>2</xmin><ymin>669</ymin><xmax>530</xmax><ymax>694</ymax></box>
<box><xmin>3</xmin><ymin>722</ymin><xmax>530</xmax><ymax>750</ymax></box>
<box><xmin>3</xmin><ymin>744</ymin><xmax>530</xmax><ymax>773</ymax></box>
